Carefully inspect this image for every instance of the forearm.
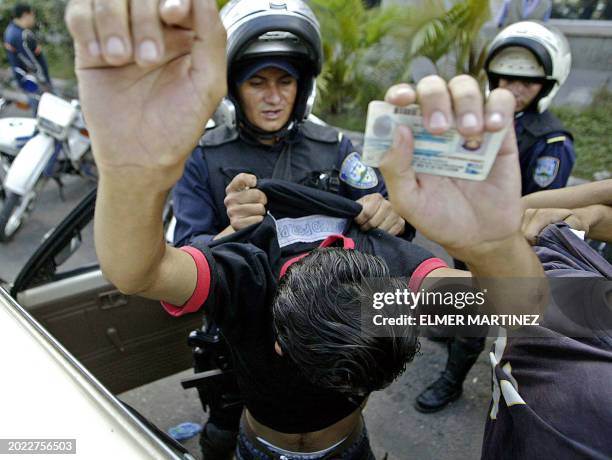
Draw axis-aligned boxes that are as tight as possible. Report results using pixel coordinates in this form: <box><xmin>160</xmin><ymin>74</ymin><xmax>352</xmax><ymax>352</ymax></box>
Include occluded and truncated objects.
<box><xmin>447</xmin><ymin>233</ymin><xmax>547</xmax><ymax>315</ymax></box>
<box><xmin>95</xmin><ymin>169</ymin><xmax>196</xmax><ymax>305</ymax></box>
<box><xmin>522</xmin><ymin>180</ymin><xmax>612</xmax><ymax>210</ymax></box>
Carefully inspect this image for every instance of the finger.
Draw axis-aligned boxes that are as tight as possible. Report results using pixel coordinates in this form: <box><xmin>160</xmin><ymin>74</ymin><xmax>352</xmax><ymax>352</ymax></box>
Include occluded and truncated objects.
<box><xmin>485</xmin><ymin>88</ymin><xmax>516</xmax><ymax>133</ymax></box>
<box><xmin>226</xmin><ymin>173</ymin><xmax>257</xmax><ymax>193</ymax></box>
<box><xmin>389</xmin><ymin>219</ymin><xmax>405</xmax><ymax>236</ymax></box>
<box><xmin>521</xmin><ymin>208</ymin><xmax>536</xmax><ymax>241</ymax></box>
<box><xmin>93</xmin><ymin>0</ymin><xmax>133</xmax><ymax>65</ymax></box>
<box><xmin>66</xmin><ymin>0</ymin><xmax>103</xmax><ymax>67</ymax></box>
<box><xmin>234</xmin><ymin>189</ymin><xmax>268</xmax><ymax>206</ymax></box>
<box><xmin>131</xmin><ymin>0</ymin><xmax>165</xmax><ymax>65</ymax></box>
<box><xmin>416</xmin><ymin>75</ymin><xmax>452</xmax><ymax>135</ymax></box>
<box><xmin>364</xmin><ymin>201</ymin><xmax>390</xmax><ymax>230</ymax></box>
<box><xmin>564</xmin><ymin>215</ymin><xmax>586</xmax><ymax>231</ymax></box>
<box><xmin>448</xmin><ymin>75</ymin><xmax>484</xmax><ymax>138</ymax></box>
<box><xmin>378</xmin><ymin>125</ymin><xmax>418</xmax><ymax>221</ymax></box>
<box><xmin>234</xmin><ymin>216</ymin><xmax>265</xmax><ymax>230</ymax></box>
<box><xmin>228</xmin><ymin>203</ymin><xmax>266</xmax><ymax>220</ymax></box>
<box><xmin>384</xmin><ymin>84</ymin><xmax>417</xmax><ymax>107</ymax></box>
<box><xmin>225</xmin><ymin>189</ymin><xmax>267</xmax><ymax>209</ymax></box>
<box><xmin>355</xmin><ymin>195</ymin><xmax>383</xmax><ymax>226</ymax></box>
<box><xmin>524</xmin><ymin>209</ymin><xmax>572</xmax><ymax>245</ymax></box>
<box><xmin>521</xmin><ymin>209</ymin><xmax>538</xmax><ymax>245</ymax></box>
<box><xmin>191</xmin><ymin>0</ymin><xmax>227</xmax><ymax>106</ymax></box>
<box><xmin>160</xmin><ymin>0</ymin><xmax>192</xmax><ymax>27</ymax></box>
<box><xmin>484</xmin><ymin>125</ymin><xmax>521</xmax><ymax>200</ymax></box>
<box><xmin>377</xmin><ymin>211</ymin><xmax>399</xmax><ymax>233</ymax></box>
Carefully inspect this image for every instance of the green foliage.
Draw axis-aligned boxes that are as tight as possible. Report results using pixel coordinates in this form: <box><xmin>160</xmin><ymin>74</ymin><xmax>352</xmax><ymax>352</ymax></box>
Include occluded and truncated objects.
<box><xmin>311</xmin><ymin>0</ymin><xmax>492</xmax><ymax>130</ymax></box>
<box><xmin>399</xmin><ymin>0</ymin><xmax>491</xmax><ymax>79</ymax></box>
<box><xmin>552</xmin><ymin>87</ymin><xmax>612</xmax><ymax>180</ymax></box>
<box><xmin>0</xmin><ymin>0</ymin><xmax>74</xmax><ymax>80</ymax></box>
<box><xmin>310</xmin><ymin>0</ymin><xmax>403</xmax><ymax>120</ymax></box>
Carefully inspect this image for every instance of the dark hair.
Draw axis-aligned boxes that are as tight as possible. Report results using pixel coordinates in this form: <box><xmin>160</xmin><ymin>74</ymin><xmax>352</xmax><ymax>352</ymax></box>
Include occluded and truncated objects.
<box><xmin>273</xmin><ymin>248</ymin><xmax>420</xmax><ymax>396</ymax></box>
<box><xmin>14</xmin><ymin>4</ymin><xmax>32</xmax><ymax>19</ymax></box>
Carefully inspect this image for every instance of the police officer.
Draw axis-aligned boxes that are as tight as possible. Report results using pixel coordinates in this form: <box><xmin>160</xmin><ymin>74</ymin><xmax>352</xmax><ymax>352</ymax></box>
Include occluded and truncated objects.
<box><xmin>3</xmin><ymin>3</ymin><xmax>52</xmax><ymax>112</ymax></box>
<box><xmin>171</xmin><ymin>1</ymin><xmax>407</xmax><ymax>456</ymax></box>
<box><xmin>415</xmin><ymin>21</ymin><xmax>576</xmax><ymax>414</ymax></box>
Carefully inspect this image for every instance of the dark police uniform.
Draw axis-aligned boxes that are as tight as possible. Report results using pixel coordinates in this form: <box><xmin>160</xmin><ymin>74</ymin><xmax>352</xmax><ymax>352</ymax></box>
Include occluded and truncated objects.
<box><xmin>515</xmin><ymin>110</ymin><xmax>575</xmax><ymax>195</ymax></box>
<box><xmin>3</xmin><ymin>22</ymin><xmax>51</xmax><ymax>90</ymax></box>
<box><xmin>173</xmin><ymin>120</ymin><xmax>388</xmax><ymax>247</ymax></box>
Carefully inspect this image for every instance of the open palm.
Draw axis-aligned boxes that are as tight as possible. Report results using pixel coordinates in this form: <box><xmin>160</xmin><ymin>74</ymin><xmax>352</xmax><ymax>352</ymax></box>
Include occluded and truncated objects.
<box><xmin>67</xmin><ymin>0</ymin><xmax>226</xmax><ymax>189</ymax></box>
<box><xmin>381</xmin><ymin>125</ymin><xmax>522</xmax><ymax>256</ymax></box>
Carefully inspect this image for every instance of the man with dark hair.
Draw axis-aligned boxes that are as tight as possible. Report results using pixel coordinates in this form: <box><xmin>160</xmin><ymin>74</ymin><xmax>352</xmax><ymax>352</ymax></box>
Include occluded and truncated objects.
<box><xmin>3</xmin><ymin>2</ymin><xmax>52</xmax><ymax>111</ymax></box>
<box><xmin>273</xmin><ymin>252</ymin><xmax>418</xmax><ymax>397</ymax></box>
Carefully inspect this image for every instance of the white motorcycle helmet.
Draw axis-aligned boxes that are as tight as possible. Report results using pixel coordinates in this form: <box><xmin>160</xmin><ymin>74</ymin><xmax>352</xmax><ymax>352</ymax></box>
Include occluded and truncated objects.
<box><xmin>485</xmin><ymin>21</ymin><xmax>572</xmax><ymax>113</ymax></box>
<box><xmin>216</xmin><ymin>0</ymin><xmax>323</xmax><ymax>135</ymax></box>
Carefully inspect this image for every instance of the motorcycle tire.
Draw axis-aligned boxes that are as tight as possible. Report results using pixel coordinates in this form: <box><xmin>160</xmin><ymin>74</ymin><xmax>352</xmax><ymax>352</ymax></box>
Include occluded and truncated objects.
<box><xmin>0</xmin><ymin>192</ymin><xmax>21</xmax><ymax>242</ymax></box>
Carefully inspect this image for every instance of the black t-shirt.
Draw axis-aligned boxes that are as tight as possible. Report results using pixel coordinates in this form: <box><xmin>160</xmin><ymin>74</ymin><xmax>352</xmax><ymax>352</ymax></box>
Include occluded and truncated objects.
<box><xmin>166</xmin><ymin>180</ymin><xmax>440</xmax><ymax>433</ymax></box>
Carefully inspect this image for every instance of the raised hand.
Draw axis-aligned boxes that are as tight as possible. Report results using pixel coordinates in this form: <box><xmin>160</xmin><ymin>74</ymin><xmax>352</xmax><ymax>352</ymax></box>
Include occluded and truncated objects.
<box><xmin>378</xmin><ymin>76</ymin><xmax>521</xmax><ymax>262</ymax></box>
<box><xmin>65</xmin><ymin>0</ymin><xmax>227</xmax><ymax>189</ymax></box>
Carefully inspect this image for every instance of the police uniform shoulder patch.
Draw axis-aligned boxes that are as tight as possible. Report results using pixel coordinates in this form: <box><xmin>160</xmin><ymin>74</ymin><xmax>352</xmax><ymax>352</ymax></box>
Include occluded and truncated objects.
<box><xmin>534</xmin><ymin>156</ymin><xmax>560</xmax><ymax>188</ymax></box>
<box><xmin>339</xmin><ymin>152</ymin><xmax>379</xmax><ymax>190</ymax></box>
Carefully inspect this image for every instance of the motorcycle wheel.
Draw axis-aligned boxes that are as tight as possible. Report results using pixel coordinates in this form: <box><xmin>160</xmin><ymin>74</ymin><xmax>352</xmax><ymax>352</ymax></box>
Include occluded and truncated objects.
<box><xmin>0</xmin><ymin>192</ymin><xmax>23</xmax><ymax>242</ymax></box>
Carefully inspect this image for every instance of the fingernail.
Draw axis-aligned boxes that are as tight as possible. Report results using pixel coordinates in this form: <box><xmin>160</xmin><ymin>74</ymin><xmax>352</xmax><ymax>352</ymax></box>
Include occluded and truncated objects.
<box><xmin>164</xmin><ymin>0</ymin><xmax>181</xmax><ymax>8</ymax></box>
<box><xmin>429</xmin><ymin>111</ymin><xmax>448</xmax><ymax>130</ymax></box>
<box><xmin>88</xmin><ymin>41</ymin><xmax>101</xmax><ymax>57</ymax></box>
<box><xmin>139</xmin><ymin>40</ymin><xmax>158</xmax><ymax>62</ymax></box>
<box><xmin>106</xmin><ymin>36</ymin><xmax>126</xmax><ymax>57</ymax></box>
<box><xmin>388</xmin><ymin>86</ymin><xmax>414</xmax><ymax>100</ymax></box>
<box><xmin>488</xmin><ymin>112</ymin><xmax>504</xmax><ymax>126</ymax></box>
<box><xmin>462</xmin><ymin>112</ymin><xmax>479</xmax><ymax>129</ymax></box>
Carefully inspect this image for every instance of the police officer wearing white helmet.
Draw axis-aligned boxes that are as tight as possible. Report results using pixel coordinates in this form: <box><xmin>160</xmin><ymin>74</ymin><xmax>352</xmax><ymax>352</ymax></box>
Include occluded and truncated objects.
<box><xmin>171</xmin><ymin>0</ymin><xmax>407</xmax><ymax>457</ymax></box>
<box><xmin>486</xmin><ymin>21</ymin><xmax>575</xmax><ymax>195</ymax></box>
<box><xmin>415</xmin><ymin>21</ymin><xmax>576</xmax><ymax>415</ymax></box>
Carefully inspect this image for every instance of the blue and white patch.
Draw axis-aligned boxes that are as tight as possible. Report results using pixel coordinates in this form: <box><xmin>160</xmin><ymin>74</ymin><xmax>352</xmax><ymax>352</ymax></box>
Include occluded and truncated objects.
<box><xmin>533</xmin><ymin>156</ymin><xmax>560</xmax><ymax>188</ymax></box>
<box><xmin>339</xmin><ymin>152</ymin><xmax>379</xmax><ymax>190</ymax></box>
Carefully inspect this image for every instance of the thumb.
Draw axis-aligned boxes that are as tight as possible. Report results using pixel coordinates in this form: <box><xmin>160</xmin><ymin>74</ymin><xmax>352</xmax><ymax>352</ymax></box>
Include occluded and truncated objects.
<box><xmin>379</xmin><ymin>125</ymin><xmax>416</xmax><ymax>193</ymax></box>
<box><xmin>191</xmin><ymin>0</ymin><xmax>227</xmax><ymax>108</ymax></box>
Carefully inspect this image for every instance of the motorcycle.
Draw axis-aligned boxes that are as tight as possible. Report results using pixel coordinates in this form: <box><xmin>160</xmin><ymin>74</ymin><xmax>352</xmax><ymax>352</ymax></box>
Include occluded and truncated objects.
<box><xmin>0</xmin><ymin>70</ymin><xmax>49</xmax><ymax>198</ymax></box>
<box><xmin>0</xmin><ymin>92</ymin><xmax>95</xmax><ymax>242</ymax></box>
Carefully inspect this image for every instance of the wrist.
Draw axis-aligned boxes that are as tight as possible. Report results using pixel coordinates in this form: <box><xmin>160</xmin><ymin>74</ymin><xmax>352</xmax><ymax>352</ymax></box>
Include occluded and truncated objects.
<box><xmin>97</xmin><ymin>163</ymin><xmax>183</xmax><ymax>194</ymax></box>
<box><xmin>446</xmin><ymin>232</ymin><xmax>542</xmax><ymax>278</ymax></box>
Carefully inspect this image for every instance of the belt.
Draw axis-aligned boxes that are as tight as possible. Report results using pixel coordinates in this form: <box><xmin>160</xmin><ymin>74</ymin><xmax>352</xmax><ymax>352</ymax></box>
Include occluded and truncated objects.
<box><xmin>240</xmin><ymin>413</ymin><xmax>366</xmax><ymax>460</ymax></box>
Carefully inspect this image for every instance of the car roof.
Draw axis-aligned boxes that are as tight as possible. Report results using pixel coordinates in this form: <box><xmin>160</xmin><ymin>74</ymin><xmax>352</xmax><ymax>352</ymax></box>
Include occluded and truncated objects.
<box><xmin>0</xmin><ymin>287</ymin><xmax>188</xmax><ymax>459</ymax></box>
